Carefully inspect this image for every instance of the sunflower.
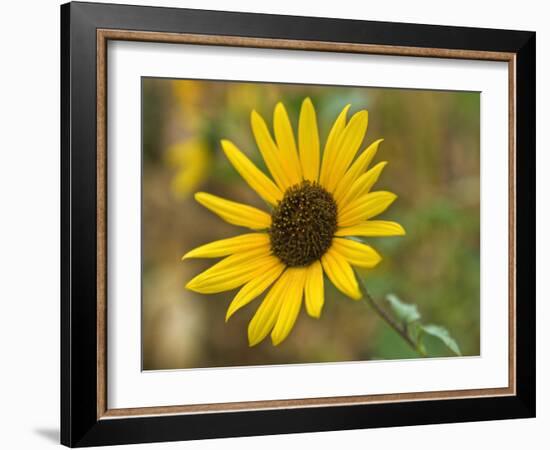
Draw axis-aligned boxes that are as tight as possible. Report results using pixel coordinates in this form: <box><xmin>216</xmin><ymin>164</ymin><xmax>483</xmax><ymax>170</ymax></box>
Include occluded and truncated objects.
<box><xmin>183</xmin><ymin>98</ymin><xmax>405</xmax><ymax>346</ymax></box>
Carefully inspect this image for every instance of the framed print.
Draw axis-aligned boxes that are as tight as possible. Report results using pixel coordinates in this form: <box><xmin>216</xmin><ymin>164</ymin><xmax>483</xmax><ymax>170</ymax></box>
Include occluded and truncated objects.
<box><xmin>60</xmin><ymin>1</ymin><xmax>536</xmax><ymax>447</ymax></box>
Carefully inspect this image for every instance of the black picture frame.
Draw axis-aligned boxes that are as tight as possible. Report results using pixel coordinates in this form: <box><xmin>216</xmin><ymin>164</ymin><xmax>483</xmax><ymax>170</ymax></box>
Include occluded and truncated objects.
<box><xmin>61</xmin><ymin>1</ymin><xmax>535</xmax><ymax>447</ymax></box>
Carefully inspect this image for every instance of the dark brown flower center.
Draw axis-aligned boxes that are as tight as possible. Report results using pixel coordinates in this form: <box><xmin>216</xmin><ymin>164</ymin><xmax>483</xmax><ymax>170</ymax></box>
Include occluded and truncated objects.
<box><xmin>269</xmin><ymin>181</ymin><xmax>337</xmax><ymax>267</ymax></box>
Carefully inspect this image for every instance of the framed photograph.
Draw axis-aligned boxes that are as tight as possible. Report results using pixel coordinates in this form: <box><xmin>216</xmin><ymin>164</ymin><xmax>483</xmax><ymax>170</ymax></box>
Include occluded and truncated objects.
<box><xmin>61</xmin><ymin>1</ymin><xmax>535</xmax><ymax>447</ymax></box>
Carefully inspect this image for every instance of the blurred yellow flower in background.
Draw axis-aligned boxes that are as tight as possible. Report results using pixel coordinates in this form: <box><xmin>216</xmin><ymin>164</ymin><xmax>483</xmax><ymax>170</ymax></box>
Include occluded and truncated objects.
<box><xmin>226</xmin><ymin>82</ymin><xmax>273</xmax><ymax>115</ymax></box>
<box><xmin>172</xmin><ymin>80</ymin><xmax>204</xmax><ymax>130</ymax></box>
<box><xmin>183</xmin><ymin>98</ymin><xmax>405</xmax><ymax>347</ymax></box>
<box><xmin>165</xmin><ymin>139</ymin><xmax>211</xmax><ymax>199</ymax></box>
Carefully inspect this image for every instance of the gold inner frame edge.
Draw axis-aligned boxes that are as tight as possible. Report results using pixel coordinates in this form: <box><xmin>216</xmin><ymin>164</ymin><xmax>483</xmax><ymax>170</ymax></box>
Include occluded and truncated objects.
<box><xmin>96</xmin><ymin>29</ymin><xmax>517</xmax><ymax>420</ymax></box>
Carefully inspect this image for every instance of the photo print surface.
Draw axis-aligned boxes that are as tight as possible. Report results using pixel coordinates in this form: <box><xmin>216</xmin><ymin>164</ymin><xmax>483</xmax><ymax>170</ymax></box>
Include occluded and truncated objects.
<box><xmin>141</xmin><ymin>78</ymin><xmax>480</xmax><ymax>370</ymax></box>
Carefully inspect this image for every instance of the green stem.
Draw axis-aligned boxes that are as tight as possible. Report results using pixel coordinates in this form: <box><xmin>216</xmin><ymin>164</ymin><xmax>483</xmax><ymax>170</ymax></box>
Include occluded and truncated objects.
<box><xmin>356</xmin><ymin>275</ymin><xmax>426</xmax><ymax>357</ymax></box>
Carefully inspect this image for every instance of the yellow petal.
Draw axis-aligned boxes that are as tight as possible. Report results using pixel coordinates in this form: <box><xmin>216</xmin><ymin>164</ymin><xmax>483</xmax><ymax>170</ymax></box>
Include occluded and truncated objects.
<box><xmin>271</xmin><ymin>267</ymin><xmax>307</xmax><ymax>345</ymax></box>
<box><xmin>199</xmin><ymin>246</ymin><xmax>268</xmax><ymax>272</ymax></box>
<box><xmin>182</xmin><ymin>233</ymin><xmax>270</xmax><ymax>260</ymax></box>
<box><xmin>221</xmin><ymin>139</ymin><xmax>283</xmax><ymax>206</ymax></box>
<box><xmin>335</xmin><ymin>220</ymin><xmax>406</xmax><ymax>237</ymax></box>
<box><xmin>304</xmin><ymin>260</ymin><xmax>324</xmax><ymax>318</ymax></box>
<box><xmin>321</xmin><ymin>246</ymin><xmax>361</xmax><ymax>300</ymax></box>
<box><xmin>195</xmin><ymin>192</ymin><xmax>271</xmax><ymax>230</ymax></box>
<box><xmin>225</xmin><ymin>261</ymin><xmax>285</xmax><ymax>321</ymax></box>
<box><xmin>333</xmin><ymin>139</ymin><xmax>383</xmax><ymax>203</ymax></box>
<box><xmin>248</xmin><ymin>269</ymin><xmax>292</xmax><ymax>346</ymax></box>
<box><xmin>274</xmin><ymin>102</ymin><xmax>302</xmax><ymax>185</ymax></box>
<box><xmin>338</xmin><ymin>191</ymin><xmax>398</xmax><ymax>228</ymax></box>
<box><xmin>331</xmin><ymin>238</ymin><xmax>382</xmax><ymax>268</ymax></box>
<box><xmin>186</xmin><ymin>252</ymin><xmax>277</xmax><ymax>294</ymax></box>
<box><xmin>324</xmin><ymin>110</ymin><xmax>369</xmax><ymax>193</ymax></box>
<box><xmin>250</xmin><ymin>110</ymin><xmax>292</xmax><ymax>191</ymax></box>
<box><xmin>298</xmin><ymin>97</ymin><xmax>320</xmax><ymax>181</ymax></box>
<box><xmin>338</xmin><ymin>161</ymin><xmax>388</xmax><ymax>210</ymax></box>
<box><xmin>319</xmin><ymin>104</ymin><xmax>351</xmax><ymax>187</ymax></box>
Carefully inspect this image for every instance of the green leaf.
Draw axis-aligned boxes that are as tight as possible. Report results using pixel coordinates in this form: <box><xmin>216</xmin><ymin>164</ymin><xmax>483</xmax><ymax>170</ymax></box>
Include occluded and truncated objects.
<box><xmin>420</xmin><ymin>324</ymin><xmax>462</xmax><ymax>356</ymax></box>
<box><xmin>385</xmin><ymin>294</ymin><xmax>421</xmax><ymax>325</ymax></box>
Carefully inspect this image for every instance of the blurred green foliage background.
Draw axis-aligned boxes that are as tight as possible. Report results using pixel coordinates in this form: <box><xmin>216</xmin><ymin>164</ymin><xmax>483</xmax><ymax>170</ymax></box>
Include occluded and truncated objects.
<box><xmin>142</xmin><ymin>78</ymin><xmax>480</xmax><ymax>370</ymax></box>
